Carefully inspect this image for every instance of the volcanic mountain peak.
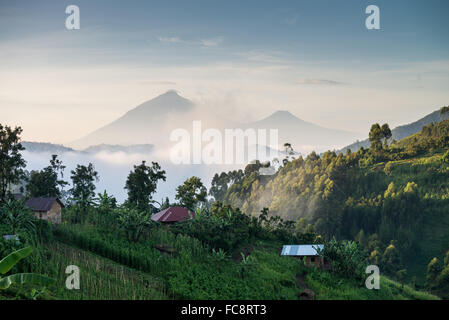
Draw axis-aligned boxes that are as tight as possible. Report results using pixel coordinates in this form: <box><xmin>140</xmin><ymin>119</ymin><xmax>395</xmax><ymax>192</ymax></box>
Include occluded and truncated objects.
<box><xmin>124</xmin><ymin>90</ymin><xmax>194</xmax><ymax>117</ymax></box>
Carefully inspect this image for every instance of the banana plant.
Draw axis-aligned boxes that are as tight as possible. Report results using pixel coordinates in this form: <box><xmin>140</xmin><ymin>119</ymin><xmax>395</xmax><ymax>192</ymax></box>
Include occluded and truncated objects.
<box><xmin>0</xmin><ymin>247</ymin><xmax>55</xmax><ymax>290</ymax></box>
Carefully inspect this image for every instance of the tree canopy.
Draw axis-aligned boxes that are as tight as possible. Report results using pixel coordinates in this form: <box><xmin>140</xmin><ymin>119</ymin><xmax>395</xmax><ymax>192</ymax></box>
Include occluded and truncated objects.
<box><xmin>124</xmin><ymin>161</ymin><xmax>166</xmax><ymax>212</ymax></box>
<box><xmin>70</xmin><ymin>163</ymin><xmax>99</xmax><ymax>208</ymax></box>
<box><xmin>0</xmin><ymin>124</ymin><xmax>26</xmax><ymax>203</ymax></box>
<box><xmin>27</xmin><ymin>155</ymin><xmax>68</xmax><ymax>198</ymax></box>
<box><xmin>175</xmin><ymin>176</ymin><xmax>207</xmax><ymax>210</ymax></box>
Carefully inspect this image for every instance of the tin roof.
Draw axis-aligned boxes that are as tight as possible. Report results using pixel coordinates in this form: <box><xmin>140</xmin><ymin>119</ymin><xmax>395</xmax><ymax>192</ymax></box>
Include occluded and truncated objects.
<box><xmin>3</xmin><ymin>235</ymin><xmax>19</xmax><ymax>242</ymax></box>
<box><xmin>25</xmin><ymin>197</ymin><xmax>64</xmax><ymax>212</ymax></box>
<box><xmin>151</xmin><ymin>206</ymin><xmax>194</xmax><ymax>223</ymax></box>
<box><xmin>281</xmin><ymin>244</ymin><xmax>324</xmax><ymax>256</ymax></box>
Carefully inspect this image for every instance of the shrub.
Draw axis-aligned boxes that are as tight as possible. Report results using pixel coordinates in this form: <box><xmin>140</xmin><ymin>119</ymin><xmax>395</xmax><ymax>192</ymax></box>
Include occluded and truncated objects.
<box><xmin>426</xmin><ymin>257</ymin><xmax>443</xmax><ymax>289</ymax></box>
<box><xmin>318</xmin><ymin>238</ymin><xmax>367</xmax><ymax>281</ymax></box>
<box><xmin>172</xmin><ymin>207</ymin><xmax>250</xmax><ymax>251</ymax></box>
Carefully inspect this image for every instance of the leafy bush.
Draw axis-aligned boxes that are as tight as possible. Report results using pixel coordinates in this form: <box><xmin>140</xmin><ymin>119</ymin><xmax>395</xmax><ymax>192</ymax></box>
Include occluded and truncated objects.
<box><xmin>171</xmin><ymin>206</ymin><xmax>251</xmax><ymax>252</ymax></box>
<box><xmin>0</xmin><ymin>199</ymin><xmax>36</xmax><ymax>234</ymax></box>
<box><xmin>318</xmin><ymin>238</ymin><xmax>367</xmax><ymax>281</ymax></box>
<box><xmin>117</xmin><ymin>207</ymin><xmax>153</xmax><ymax>242</ymax></box>
<box><xmin>0</xmin><ymin>247</ymin><xmax>55</xmax><ymax>290</ymax></box>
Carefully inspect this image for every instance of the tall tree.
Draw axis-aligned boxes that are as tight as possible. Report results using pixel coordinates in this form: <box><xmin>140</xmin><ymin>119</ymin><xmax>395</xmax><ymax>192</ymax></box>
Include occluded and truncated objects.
<box><xmin>440</xmin><ymin>105</ymin><xmax>449</xmax><ymax>115</ymax></box>
<box><xmin>369</xmin><ymin>123</ymin><xmax>392</xmax><ymax>151</ymax></box>
<box><xmin>124</xmin><ymin>161</ymin><xmax>166</xmax><ymax>212</ymax></box>
<box><xmin>381</xmin><ymin>123</ymin><xmax>392</xmax><ymax>147</ymax></box>
<box><xmin>283</xmin><ymin>142</ymin><xmax>295</xmax><ymax>164</ymax></box>
<box><xmin>228</xmin><ymin>169</ymin><xmax>244</xmax><ymax>184</ymax></box>
<box><xmin>70</xmin><ymin>163</ymin><xmax>99</xmax><ymax>209</ymax></box>
<box><xmin>27</xmin><ymin>155</ymin><xmax>68</xmax><ymax>198</ymax></box>
<box><xmin>209</xmin><ymin>172</ymin><xmax>229</xmax><ymax>202</ymax></box>
<box><xmin>426</xmin><ymin>257</ymin><xmax>443</xmax><ymax>290</ymax></box>
<box><xmin>369</xmin><ymin>123</ymin><xmax>383</xmax><ymax>152</ymax></box>
<box><xmin>0</xmin><ymin>124</ymin><xmax>26</xmax><ymax>203</ymax></box>
<box><xmin>381</xmin><ymin>241</ymin><xmax>402</xmax><ymax>275</ymax></box>
<box><xmin>175</xmin><ymin>176</ymin><xmax>207</xmax><ymax>210</ymax></box>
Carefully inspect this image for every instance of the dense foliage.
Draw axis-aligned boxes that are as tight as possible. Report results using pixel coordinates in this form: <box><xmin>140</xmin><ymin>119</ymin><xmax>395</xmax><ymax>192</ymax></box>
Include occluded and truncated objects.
<box><xmin>124</xmin><ymin>161</ymin><xmax>166</xmax><ymax>212</ymax></box>
<box><xmin>219</xmin><ymin>119</ymin><xmax>449</xmax><ymax>286</ymax></box>
<box><xmin>175</xmin><ymin>176</ymin><xmax>207</xmax><ymax>210</ymax></box>
<box><xmin>318</xmin><ymin>238</ymin><xmax>367</xmax><ymax>281</ymax></box>
<box><xmin>0</xmin><ymin>117</ymin><xmax>447</xmax><ymax>300</ymax></box>
<box><xmin>0</xmin><ymin>124</ymin><xmax>26</xmax><ymax>203</ymax></box>
<box><xmin>27</xmin><ymin>155</ymin><xmax>68</xmax><ymax>198</ymax></box>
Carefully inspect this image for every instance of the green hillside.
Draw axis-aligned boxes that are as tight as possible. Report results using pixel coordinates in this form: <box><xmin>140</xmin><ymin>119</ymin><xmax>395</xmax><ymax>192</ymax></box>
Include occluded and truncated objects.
<box><xmin>217</xmin><ymin>117</ymin><xmax>449</xmax><ymax>296</ymax></box>
<box><xmin>1</xmin><ymin>115</ymin><xmax>448</xmax><ymax>300</ymax></box>
<box><xmin>1</xmin><ymin>241</ymin><xmax>167</xmax><ymax>300</ymax></box>
<box><xmin>0</xmin><ymin>225</ymin><xmax>438</xmax><ymax>300</ymax></box>
<box><xmin>340</xmin><ymin>106</ymin><xmax>449</xmax><ymax>153</ymax></box>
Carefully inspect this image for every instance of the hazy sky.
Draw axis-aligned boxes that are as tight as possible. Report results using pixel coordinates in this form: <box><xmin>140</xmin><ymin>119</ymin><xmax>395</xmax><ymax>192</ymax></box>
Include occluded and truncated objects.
<box><xmin>1</xmin><ymin>0</ymin><xmax>448</xmax><ymax>144</ymax></box>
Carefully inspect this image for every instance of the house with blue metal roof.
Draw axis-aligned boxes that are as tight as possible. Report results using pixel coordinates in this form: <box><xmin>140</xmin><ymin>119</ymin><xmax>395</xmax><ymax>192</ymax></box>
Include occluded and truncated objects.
<box><xmin>281</xmin><ymin>244</ymin><xmax>325</xmax><ymax>267</ymax></box>
<box><xmin>2</xmin><ymin>235</ymin><xmax>19</xmax><ymax>242</ymax></box>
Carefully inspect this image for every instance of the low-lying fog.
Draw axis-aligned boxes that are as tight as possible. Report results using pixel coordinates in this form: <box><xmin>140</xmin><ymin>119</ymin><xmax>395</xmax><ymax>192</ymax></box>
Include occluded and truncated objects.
<box><xmin>22</xmin><ymin>149</ymin><xmax>250</xmax><ymax>204</ymax></box>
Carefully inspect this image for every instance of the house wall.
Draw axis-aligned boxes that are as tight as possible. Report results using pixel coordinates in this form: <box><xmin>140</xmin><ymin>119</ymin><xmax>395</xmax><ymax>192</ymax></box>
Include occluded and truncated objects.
<box><xmin>34</xmin><ymin>202</ymin><xmax>62</xmax><ymax>224</ymax></box>
<box><xmin>296</xmin><ymin>256</ymin><xmax>324</xmax><ymax>268</ymax></box>
<box><xmin>35</xmin><ymin>211</ymin><xmax>47</xmax><ymax>221</ymax></box>
<box><xmin>46</xmin><ymin>201</ymin><xmax>62</xmax><ymax>224</ymax></box>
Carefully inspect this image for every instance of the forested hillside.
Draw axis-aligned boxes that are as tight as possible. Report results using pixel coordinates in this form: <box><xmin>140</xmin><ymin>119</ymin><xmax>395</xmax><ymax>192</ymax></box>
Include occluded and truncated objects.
<box><xmin>215</xmin><ymin>110</ymin><xmax>449</xmax><ymax>295</ymax></box>
<box><xmin>1</xmin><ymin>111</ymin><xmax>448</xmax><ymax>300</ymax></box>
<box><xmin>341</xmin><ymin>107</ymin><xmax>449</xmax><ymax>153</ymax></box>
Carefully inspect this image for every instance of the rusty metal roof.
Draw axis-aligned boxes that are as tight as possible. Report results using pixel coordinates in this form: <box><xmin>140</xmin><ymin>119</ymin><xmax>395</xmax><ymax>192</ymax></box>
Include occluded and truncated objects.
<box><xmin>151</xmin><ymin>206</ymin><xmax>194</xmax><ymax>223</ymax></box>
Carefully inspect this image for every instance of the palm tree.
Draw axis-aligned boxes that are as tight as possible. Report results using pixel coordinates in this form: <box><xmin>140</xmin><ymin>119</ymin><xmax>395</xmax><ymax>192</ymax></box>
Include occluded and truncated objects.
<box><xmin>118</xmin><ymin>208</ymin><xmax>153</xmax><ymax>242</ymax></box>
<box><xmin>0</xmin><ymin>199</ymin><xmax>35</xmax><ymax>234</ymax></box>
<box><xmin>0</xmin><ymin>247</ymin><xmax>55</xmax><ymax>290</ymax></box>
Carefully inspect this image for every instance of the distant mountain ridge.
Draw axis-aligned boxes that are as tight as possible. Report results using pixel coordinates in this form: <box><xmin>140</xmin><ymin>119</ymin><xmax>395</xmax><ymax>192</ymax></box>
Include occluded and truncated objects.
<box><xmin>22</xmin><ymin>141</ymin><xmax>76</xmax><ymax>153</ymax></box>
<box><xmin>244</xmin><ymin>110</ymin><xmax>359</xmax><ymax>153</ymax></box>
<box><xmin>28</xmin><ymin>91</ymin><xmax>446</xmax><ymax>157</ymax></box>
<box><xmin>83</xmin><ymin>144</ymin><xmax>154</xmax><ymax>154</ymax></box>
<box><xmin>339</xmin><ymin>108</ymin><xmax>449</xmax><ymax>153</ymax></box>
<box><xmin>71</xmin><ymin>90</ymin><xmax>195</xmax><ymax>148</ymax></box>
<box><xmin>22</xmin><ymin>142</ymin><xmax>154</xmax><ymax>154</ymax></box>
<box><xmin>70</xmin><ymin>91</ymin><xmax>362</xmax><ymax>154</ymax></box>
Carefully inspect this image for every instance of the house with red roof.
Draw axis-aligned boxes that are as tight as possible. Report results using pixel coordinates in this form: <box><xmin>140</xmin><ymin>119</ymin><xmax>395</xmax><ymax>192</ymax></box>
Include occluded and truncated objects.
<box><xmin>151</xmin><ymin>206</ymin><xmax>194</xmax><ymax>223</ymax></box>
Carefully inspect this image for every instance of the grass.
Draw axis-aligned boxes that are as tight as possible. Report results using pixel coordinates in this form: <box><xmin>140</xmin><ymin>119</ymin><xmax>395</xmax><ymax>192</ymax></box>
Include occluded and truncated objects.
<box><xmin>1</xmin><ymin>235</ymin><xmax>439</xmax><ymax>300</ymax></box>
<box><xmin>305</xmin><ymin>272</ymin><xmax>439</xmax><ymax>300</ymax></box>
<box><xmin>16</xmin><ymin>242</ymin><xmax>168</xmax><ymax>300</ymax></box>
<box><xmin>54</xmin><ymin>224</ymin><xmax>304</xmax><ymax>299</ymax></box>
<box><xmin>48</xmin><ymin>242</ymin><xmax>168</xmax><ymax>300</ymax></box>
<box><xmin>3</xmin><ymin>195</ymin><xmax>444</xmax><ymax>300</ymax></box>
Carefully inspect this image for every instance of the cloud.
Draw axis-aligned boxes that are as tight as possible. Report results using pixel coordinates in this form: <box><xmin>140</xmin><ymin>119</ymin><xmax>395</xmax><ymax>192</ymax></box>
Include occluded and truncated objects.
<box><xmin>138</xmin><ymin>80</ymin><xmax>177</xmax><ymax>86</ymax></box>
<box><xmin>235</xmin><ymin>50</ymin><xmax>290</xmax><ymax>64</ymax></box>
<box><xmin>285</xmin><ymin>14</ymin><xmax>299</xmax><ymax>26</ymax></box>
<box><xmin>3</xmin><ymin>56</ymin><xmax>448</xmax><ymax>145</ymax></box>
<box><xmin>157</xmin><ymin>36</ymin><xmax>185</xmax><ymax>44</ymax></box>
<box><xmin>296</xmin><ymin>78</ymin><xmax>345</xmax><ymax>86</ymax></box>
<box><xmin>199</xmin><ymin>37</ymin><xmax>223</xmax><ymax>47</ymax></box>
<box><xmin>157</xmin><ymin>36</ymin><xmax>223</xmax><ymax>47</ymax></box>
<box><xmin>92</xmin><ymin>151</ymin><xmax>152</xmax><ymax>165</ymax></box>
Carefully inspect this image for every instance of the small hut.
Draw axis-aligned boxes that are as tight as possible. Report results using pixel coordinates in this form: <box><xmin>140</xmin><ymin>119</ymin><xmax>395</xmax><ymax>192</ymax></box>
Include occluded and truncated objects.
<box><xmin>281</xmin><ymin>244</ymin><xmax>324</xmax><ymax>267</ymax></box>
<box><xmin>25</xmin><ymin>197</ymin><xmax>64</xmax><ymax>224</ymax></box>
